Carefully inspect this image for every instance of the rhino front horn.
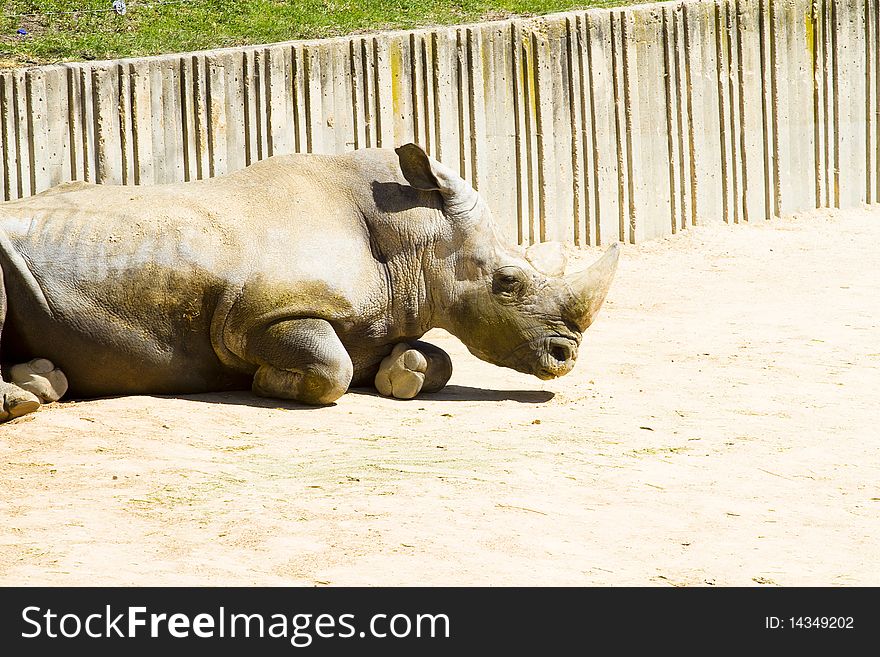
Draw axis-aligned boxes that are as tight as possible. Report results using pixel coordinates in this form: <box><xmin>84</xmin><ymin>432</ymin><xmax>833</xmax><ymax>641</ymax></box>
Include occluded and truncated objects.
<box><xmin>564</xmin><ymin>243</ymin><xmax>620</xmax><ymax>332</ymax></box>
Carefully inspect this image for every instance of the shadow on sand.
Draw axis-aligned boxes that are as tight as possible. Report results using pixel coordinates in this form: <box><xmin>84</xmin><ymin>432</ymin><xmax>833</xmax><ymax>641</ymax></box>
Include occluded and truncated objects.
<box><xmin>138</xmin><ymin>391</ymin><xmax>332</xmax><ymax>411</ymax></box>
<box><xmin>74</xmin><ymin>384</ymin><xmax>554</xmax><ymax>411</ymax></box>
<box><xmin>349</xmin><ymin>384</ymin><xmax>555</xmax><ymax>404</ymax></box>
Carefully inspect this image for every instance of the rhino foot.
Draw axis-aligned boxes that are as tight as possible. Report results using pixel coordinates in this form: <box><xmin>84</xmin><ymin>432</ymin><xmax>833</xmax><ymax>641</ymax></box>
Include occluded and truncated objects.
<box><xmin>0</xmin><ymin>382</ymin><xmax>41</xmax><ymax>422</ymax></box>
<box><xmin>252</xmin><ymin>363</ymin><xmax>350</xmax><ymax>405</ymax></box>
<box><xmin>10</xmin><ymin>358</ymin><xmax>68</xmax><ymax>403</ymax></box>
<box><xmin>375</xmin><ymin>344</ymin><xmax>428</xmax><ymax>400</ymax></box>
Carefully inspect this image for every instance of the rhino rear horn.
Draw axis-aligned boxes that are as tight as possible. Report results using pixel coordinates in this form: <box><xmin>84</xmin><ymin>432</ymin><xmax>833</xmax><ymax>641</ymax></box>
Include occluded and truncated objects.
<box><xmin>564</xmin><ymin>243</ymin><xmax>620</xmax><ymax>332</ymax></box>
<box><xmin>396</xmin><ymin>143</ymin><xmax>482</xmax><ymax>220</ymax></box>
<box><xmin>525</xmin><ymin>241</ymin><xmax>568</xmax><ymax>277</ymax></box>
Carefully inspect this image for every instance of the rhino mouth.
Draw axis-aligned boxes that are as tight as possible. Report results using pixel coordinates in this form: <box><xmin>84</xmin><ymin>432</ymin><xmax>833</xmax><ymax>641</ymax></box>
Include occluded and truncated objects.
<box><xmin>469</xmin><ymin>334</ymin><xmax>579</xmax><ymax>379</ymax></box>
<box><xmin>533</xmin><ymin>336</ymin><xmax>579</xmax><ymax>380</ymax></box>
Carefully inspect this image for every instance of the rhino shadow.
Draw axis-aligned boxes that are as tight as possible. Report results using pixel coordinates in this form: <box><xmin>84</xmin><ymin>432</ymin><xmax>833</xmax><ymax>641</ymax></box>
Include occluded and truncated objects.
<box><xmin>371</xmin><ymin>180</ymin><xmax>433</xmax><ymax>213</ymax></box>
<box><xmin>349</xmin><ymin>384</ymin><xmax>555</xmax><ymax>404</ymax></box>
<box><xmin>84</xmin><ymin>387</ymin><xmax>553</xmax><ymax>409</ymax></box>
<box><xmin>144</xmin><ymin>392</ymin><xmax>334</xmax><ymax>410</ymax></box>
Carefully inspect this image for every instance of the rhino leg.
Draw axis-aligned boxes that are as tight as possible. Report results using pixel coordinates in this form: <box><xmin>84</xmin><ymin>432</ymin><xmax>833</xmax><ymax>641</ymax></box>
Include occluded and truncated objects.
<box><xmin>10</xmin><ymin>358</ymin><xmax>68</xmax><ymax>403</ymax></box>
<box><xmin>0</xmin><ymin>380</ymin><xmax>41</xmax><ymax>421</ymax></box>
<box><xmin>0</xmin><ymin>266</ymin><xmax>42</xmax><ymax>421</ymax></box>
<box><xmin>246</xmin><ymin>318</ymin><xmax>353</xmax><ymax>405</ymax></box>
<box><xmin>374</xmin><ymin>340</ymin><xmax>452</xmax><ymax>399</ymax></box>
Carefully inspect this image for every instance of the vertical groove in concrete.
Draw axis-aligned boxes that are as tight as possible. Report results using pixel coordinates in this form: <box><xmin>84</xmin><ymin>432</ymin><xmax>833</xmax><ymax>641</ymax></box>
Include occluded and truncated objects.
<box><xmin>831</xmin><ymin>1</ymin><xmax>841</xmax><ymax>208</ymax></box>
<box><xmin>304</xmin><ymin>45</ymin><xmax>315</xmax><ymax>153</ymax></box>
<box><xmin>734</xmin><ymin>0</ymin><xmax>749</xmax><ymax>222</ymax></box>
<box><xmin>584</xmin><ymin>15</ymin><xmax>602</xmax><ymax>245</ymax></box>
<box><xmin>117</xmin><ymin>64</ymin><xmax>129</xmax><ymax>186</ymax></box>
<box><xmin>579</xmin><ymin>14</ymin><xmax>596</xmax><ymax>246</ymax></box>
<box><xmin>528</xmin><ymin>26</ymin><xmax>538</xmax><ymax>244</ymax></box>
<box><xmin>347</xmin><ymin>41</ymin><xmax>358</xmax><ymax>152</ymax></box>
<box><xmin>867</xmin><ymin>0</ymin><xmax>880</xmax><ymax>204</ymax></box>
<box><xmin>371</xmin><ymin>38</ymin><xmax>384</xmax><ymax>148</ymax></box>
<box><xmin>360</xmin><ymin>39</ymin><xmax>371</xmax><ymax>149</ymax></box>
<box><xmin>865</xmin><ymin>0</ymin><xmax>873</xmax><ymax>204</ymax></box>
<box><xmin>179</xmin><ymin>58</ymin><xmax>192</xmax><ymax>180</ymax></box>
<box><xmin>262</xmin><ymin>48</ymin><xmax>273</xmax><ymax>159</ymax></box>
<box><xmin>194</xmin><ymin>55</ymin><xmax>207</xmax><ymax>180</ymax></box>
<box><xmin>65</xmin><ymin>68</ymin><xmax>77</xmax><ymax>182</ymax></box>
<box><xmin>522</xmin><ymin>28</ymin><xmax>535</xmax><ymax>244</ymax></box>
<box><xmin>565</xmin><ymin>17</ymin><xmax>582</xmax><ymax>246</ymax></box>
<box><xmin>662</xmin><ymin>9</ymin><xmax>678</xmax><ymax>235</ymax></box>
<box><xmin>725</xmin><ymin>1</ymin><xmax>735</xmax><ymax>224</ymax></box>
<box><xmin>821</xmin><ymin>0</ymin><xmax>830</xmax><ymax>206</ymax></box>
<box><xmin>204</xmin><ymin>58</ymin><xmax>215</xmax><ymax>179</ymax></box>
<box><xmin>89</xmin><ymin>69</ymin><xmax>103</xmax><ymax>185</ymax></box>
<box><xmin>467</xmin><ymin>29</ymin><xmax>480</xmax><ymax>192</ymax></box>
<box><xmin>129</xmin><ymin>64</ymin><xmax>142</xmax><ymax>185</ymax></box>
<box><xmin>254</xmin><ymin>50</ymin><xmax>264</xmax><ymax>163</ymax></box>
<box><xmin>12</xmin><ymin>72</ymin><xmax>21</xmax><ymax>198</ymax></box>
<box><xmin>620</xmin><ymin>12</ymin><xmax>636</xmax><ymax>245</ymax></box>
<box><xmin>78</xmin><ymin>69</ymin><xmax>90</xmax><ymax>183</ymax></box>
<box><xmin>875</xmin><ymin>0</ymin><xmax>880</xmax><ymax>199</ymax></box>
<box><xmin>714</xmin><ymin>2</ymin><xmax>730</xmax><ymax>224</ymax></box>
<box><xmin>532</xmin><ymin>31</ymin><xmax>546</xmax><ymax>242</ymax></box>
<box><xmin>510</xmin><ymin>23</ymin><xmax>524</xmax><ymax>245</ymax></box>
<box><xmin>430</xmin><ymin>32</ymin><xmax>442</xmax><ymax>160</ymax></box>
<box><xmin>672</xmin><ymin>9</ymin><xmax>688</xmax><ymax>232</ymax></box>
<box><xmin>2</xmin><ymin>2</ymin><xmax>878</xmax><ymax>244</ymax></box>
<box><xmin>813</xmin><ymin>0</ymin><xmax>824</xmax><ymax>207</ymax></box>
<box><xmin>682</xmin><ymin>3</ymin><xmax>698</xmax><ymax>227</ymax></box>
<box><xmin>768</xmin><ymin>0</ymin><xmax>780</xmax><ymax>217</ymax></box>
<box><xmin>455</xmin><ymin>30</ymin><xmax>467</xmax><ymax>181</ymax></box>
<box><xmin>420</xmin><ymin>35</ymin><xmax>432</xmax><ymax>156</ymax></box>
<box><xmin>288</xmin><ymin>47</ymin><xmax>299</xmax><ymax>154</ymax></box>
<box><xmin>196</xmin><ymin>55</ymin><xmax>207</xmax><ymax>177</ymax></box>
<box><xmin>0</xmin><ymin>75</ymin><xmax>10</xmax><ymax>201</ymax></box>
<box><xmin>758</xmin><ymin>0</ymin><xmax>771</xmax><ymax>218</ymax></box>
<box><xmin>610</xmin><ymin>12</ymin><xmax>625</xmax><ymax>244</ymax></box>
<box><xmin>9</xmin><ymin>72</ymin><xmax>18</xmax><ymax>198</ymax></box>
<box><xmin>12</xmin><ymin>73</ymin><xmax>23</xmax><ymax>198</ymax></box>
<box><xmin>24</xmin><ymin>72</ymin><xmax>36</xmax><ymax>197</ymax></box>
<box><xmin>408</xmin><ymin>34</ymin><xmax>421</xmax><ymax>153</ymax></box>
<box><xmin>518</xmin><ymin>26</ymin><xmax>537</xmax><ymax>244</ymax></box>
<box><xmin>241</xmin><ymin>54</ymin><xmax>252</xmax><ymax>166</ymax></box>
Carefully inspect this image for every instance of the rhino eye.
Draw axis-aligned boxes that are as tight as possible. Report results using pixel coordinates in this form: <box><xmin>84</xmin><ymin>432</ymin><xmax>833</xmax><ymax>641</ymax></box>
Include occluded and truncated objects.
<box><xmin>493</xmin><ymin>267</ymin><xmax>526</xmax><ymax>296</ymax></box>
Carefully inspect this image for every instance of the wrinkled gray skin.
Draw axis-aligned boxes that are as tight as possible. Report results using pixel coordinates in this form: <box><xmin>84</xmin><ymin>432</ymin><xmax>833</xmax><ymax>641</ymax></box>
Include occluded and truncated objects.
<box><xmin>0</xmin><ymin>144</ymin><xmax>618</xmax><ymax>421</ymax></box>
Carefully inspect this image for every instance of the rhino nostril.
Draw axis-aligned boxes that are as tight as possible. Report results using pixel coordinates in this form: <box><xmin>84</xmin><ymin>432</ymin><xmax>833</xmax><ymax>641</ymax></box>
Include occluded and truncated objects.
<box><xmin>550</xmin><ymin>344</ymin><xmax>569</xmax><ymax>364</ymax></box>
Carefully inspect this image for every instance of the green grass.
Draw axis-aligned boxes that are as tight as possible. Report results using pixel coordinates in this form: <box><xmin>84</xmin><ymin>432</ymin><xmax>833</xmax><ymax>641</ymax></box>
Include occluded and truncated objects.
<box><xmin>0</xmin><ymin>0</ymin><xmax>650</xmax><ymax>68</ymax></box>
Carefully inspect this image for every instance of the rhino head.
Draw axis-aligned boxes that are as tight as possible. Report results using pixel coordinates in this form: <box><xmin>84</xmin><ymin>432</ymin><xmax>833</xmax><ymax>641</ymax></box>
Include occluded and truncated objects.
<box><xmin>396</xmin><ymin>143</ymin><xmax>619</xmax><ymax>380</ymax></box>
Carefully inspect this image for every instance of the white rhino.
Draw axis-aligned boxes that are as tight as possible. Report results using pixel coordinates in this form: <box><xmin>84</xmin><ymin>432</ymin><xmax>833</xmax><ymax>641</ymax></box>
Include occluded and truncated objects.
<box><xmin>0</xmin><ymin>144</ymin><xmax>618</xmax><ymax>421</ymax></box>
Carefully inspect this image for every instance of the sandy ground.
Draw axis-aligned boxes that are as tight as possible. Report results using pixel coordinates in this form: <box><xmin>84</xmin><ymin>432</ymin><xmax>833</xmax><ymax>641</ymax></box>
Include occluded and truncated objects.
<box><xmin>1</xmin><ymin>206</ymin><xmax>878</xmax><ymax>586</ymax></box>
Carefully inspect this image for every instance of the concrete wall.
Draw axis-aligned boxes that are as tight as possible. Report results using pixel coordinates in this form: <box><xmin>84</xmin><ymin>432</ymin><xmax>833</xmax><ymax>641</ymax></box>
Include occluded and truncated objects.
<box><xmin>0</xmin><ymin>0</ymin><xmax>875</xmax><ymax>244</ymax></box>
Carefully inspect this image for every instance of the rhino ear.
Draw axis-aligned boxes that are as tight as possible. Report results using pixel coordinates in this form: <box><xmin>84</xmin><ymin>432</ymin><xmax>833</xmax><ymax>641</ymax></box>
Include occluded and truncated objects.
<box><xmin>396</xmin><ymin>143</ymin><xmax>442</xmax><ymax>191</ymax></box>
<box><xmin>396</xmin><ymin>143</ymin><xmax>482</xmax><ymax>219</ymax></box>
<box><xmin>525</xmin><ymin>241</ymin><xmax>568</xmax><ymax>277</ymax></box>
